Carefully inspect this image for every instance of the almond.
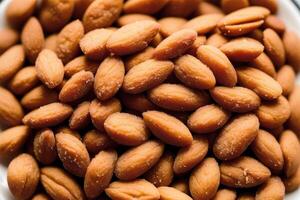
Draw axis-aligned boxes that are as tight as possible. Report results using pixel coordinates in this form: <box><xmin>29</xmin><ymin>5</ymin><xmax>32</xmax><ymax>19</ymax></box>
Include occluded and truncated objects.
<box><xmin>183</xmin><ymin>14</ymin><xmax>223</xmax><ymax>34</ymax></box>
<box><xmin>213</xmin><ymin>189</ymin><xmax>237</xmax><ymax>200</ymax></box>
<box><xmin>288</xmin><ymin>86</ymin><xmax>300</xmax><ymax>136</ymax></box>
<box><xmin>161</xmin><ymin>0</ymin><xmax>199</xmax><ymax>17</ymax></box>
<box><xmin>248</xmin><ymin>52</ymin><xmax>276</xmax><ymax>77</ymax></box>
<box><xmin>206</xmin><ymin>33</ymin><xmax>228</xmax><ymax>48</ymax></box>
<box><xmin>44</xmin><ymin>34</ymin><xmax>57</xmax><ymax>51</ymax></box>
<box><xmin>256</xmin><ymin>177</ymin><xmax>285</xmax><ymax>200</ymax></box>
<box><xmin>69</xmin><ymin>101</ymin><xmax>91</xmax><ymax>130</ymax></box>
<box><xmin>64</xmin><ymin>55</ymin><xmax>99</xmax><ymax>78</ymax></box>
<box><xmin>284</xmin><ymin>166</ymin><xmax>300</xmax><ymax>193</ymax></box>
<box><xmin>158</xmin><ymin>17</ymin><xmax>187</xmax><ymax>37</ymax></box>
<box><xmin>188</xmin><ymin>36</ymin><xmax>207</xmax><ymax>56</ymax></box>
<box><xmin>158</xmin><ymin>186</ymin><xmax>192</xmax><ymax>200</ymax></box>
<box><xmin>56</xmin><ymin>127</ymin><xmax>82</xmax><ymax>140</ymax></box>
<box><xmin>124</xmin><ymin>0</ymin><xmax>169</xmax><ymax>14</ymax></box>
<box><xmin>83</xmin><ymin>129</ymin><xmax>116</xmax><ymax>154</ymax></box>
<box><xmin>196</xmin><ymin>1</ymin><xmax>223</xmax><ymax>15</ymax></box>
<box><xmin>283</xmin><ymin>31</ymin><xmax>300</xmax><ymax>71</ymax></box>
<box><xmin>264</xmin><ymin>15</ymin><xmax>286</xmax><ymax>34</ymax></box>
<box><xmin>121</xmin><ymin>93</ymin><xmax>157</xmax><ymax>112</ymax></box>
<box><xmin>277</xmin><ymin>65</ymin><xmax>295</xmax><ymax>96</ymax></box>
<box><xmin>237</xmin><ymin>194</ymin><xmax>255</xmax><ymax>200</ymax></box>
<box><xmin>32</xmin><ymin>194</ymin><xmax>51</xmax><ymax>200</ymax></box>
<box><xmin>125</xmin><ymin>47</ymin><xmax>155</xmax><ymax>72</ymax></box>
<box><xmin>250</xmin><ymin>0</ymin><xmax>278</xmax><ymax>13</ymax></box>
<box><xmin>6</xmin><ymin>0</ymin><xmax>36</xmax><ymax>27</ymax></box>
<box><xmin>221</xmin><ymin>0</ymin><xmax>249</xmax><ymax>13</ymax></box>
<box><xmin>118</xmin><ymin>14</ymin><xmax>156</xmax><ymax>26</ymax></box>
<box><xmin>0</xmin><ymin>28</ymin><xmax>19</xmax><ymax>54</ymax></box>
<box><xmin>143</xmin><ymin>111</ymin><xmax>193</xmax><ymax>147</ymax></box>
<box><xmin>171</xmin><ymin>179</ymin><xmax>189</xmax><ymax>194</ymax></box>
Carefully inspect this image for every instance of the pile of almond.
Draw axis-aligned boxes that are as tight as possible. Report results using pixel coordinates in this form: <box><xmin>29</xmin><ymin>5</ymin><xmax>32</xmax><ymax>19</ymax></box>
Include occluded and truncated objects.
<box><xmin>1</xmin><ymin>0</ymin><xmax>300</xmax><ymax>199</ymax></box>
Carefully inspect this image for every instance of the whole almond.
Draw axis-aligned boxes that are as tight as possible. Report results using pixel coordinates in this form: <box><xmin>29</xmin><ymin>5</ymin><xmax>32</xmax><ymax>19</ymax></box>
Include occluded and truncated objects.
<box><xmin>83</xmin><ymin>129</ymin><xmax>116</xmax><ymax>154</ymax></box>
<box><xmin>0</xmin><ymin>28</ymin><xmax>19</xmax><ymax>54</ymax></box>
<box><xmin>122</xmin><ymin>59</ymin><xmax>174</xmax><ymax>94</ymax></box>
<box><xmin>7</xmin><ymin>154</ymin><xmax>39</xmax><ymax>200</ymax></box>
<box><xmin>197</xmin><ymin>45</ymin><xmax>237</xmax><ymax>87</ymax></box>
<box><xmin>105</xmin><ymin>179</ymin><xmax>160</xmax><ymax>200</ymax></box>
<box><xmin>213</xmin><ymin>114</ymin><xmax>259</xmax><ymax>161</ymax></box>
<box><xmin>125</xmin><ymin>47</ymin><xmax>155</xmax><ymax>72</ymax></box>
<box><xmin>41</xmin><ymin>167</ymin><xmax>85</xmax><ymax>200</ymax></box>
<box><xmin>64</xmin><ymin>56</ymin><xmax>99</xmax><ymax>78</ymax></box>
<box><xmin>143</xmin><ymin>111</ymin><xmax>193</xmax><ymax>147</ymax></box>
<box><xmin>188</xmin><ymin>104</ymin><xmax>230</xmax><ymax>134</ymax></box>
<box><xmin>213</xmin><ymin>189</ymin><xmax>237</xmax><ymax>200</ymax></box>
<box><xmin>284</xmin><ymin>166</ymin><xmax>300</xmax><ymax>193</ymax></box>
<box><xmin>264</xmin><ymin>15</ymin><xmax>286</xmax><ymax>34</ymax></box>
<box><xmin>115</xmin><ymin>140</ymin><xmax>164</xmax><ymax>180</ymax></box>
<box><xmin>158</xmin><ymin>17</ymin><xmax>187</xmax><ymax>37</ymax></box>
<box><xmin>23</xmin><ymin>102</ymin><xmax>73</xmax><ymax>128</ymax></box>
<box><xmin>84</xmin><ymin>150</ymin><xmax>118</xmax><ymax>198</ymax></box>
<box><xmin>124</xmin><ymin>0</ymin><xmax>169</xmax><ymax>14</ymax></box>
<box><xmin>171</xmin><ymin>179</ymin><xmax>189</xmax><ymax>194</ymax></box>
<box><xmin>183</xmin><ymin>14</ymin><xmax>223</xmax><ymax>34</ymax></box>
<box><xmin>107</xmin><ymin>20</ymin><xmax>160</xmax><ymax>55</ymax></box>
<box><xmin>250</xmin><ymin>0</ymin><xmax>278</xmax><ymax>13</ymax></box>
<box><xmin>256</xmin><ymin>177</ymin><xmax>285</xmax><ymax>200</ymax></box>
<box><xmin>69</xmin><ymin>101</ymin><xmax>91</xmax><ymax>130</ymax></box>
<box><xmin>221</xmin><ymin>0</ymin><xmax>249</xmax><ymax>13</ymax></box>
<box><xmin>44</xmin><ymin>34</ymin><xmax>57</xmax><ymax>51</ymax></box>
<box><xmin>35</xmin><ymin>49</ymin><xmax>64</xmax><ymax>89</ymax></box>
<box><xmin>121</xmin><ymin>93</ymin><xmax>157</xmax><ymax>112</ymax></box>
<box><xmin>118</xmin><ymin>14</ymin><xmax>156</xmax><ymax>26</ymax></box>
<box><xmin>249</xmin><ymin>52</ymin><xmax>276</xmax><ymax>77</ymax></box>
<box><xmin>158</xmin><ymin>186</ymin><xmax>192</xmax><ymax>200</ymax></box>
<box><xmin>277</xmin><ymin>65</ymin><xmax>295</xmax><ymax>96</ymax></box>
<box><xmin>188</xmin><ymin>36</ymin><xmax>207</xmax><ymax>56</ymax></box>
<box><xmin>206</xmin><ymin>33</ymin><xmax>228</xmax><ymax>48</ymax></box>
<box><xmin>210</xmin><ymin>86</ymin><xmax>261</xmax><ymax>113</ymax></box>
<box><xmin>288</xmin><ymin>86</ymin><xmax>300</xmax><ymax>136</ymax></box>
<box><xmin>6</xmin><ymin>0</ymin><xmax>36</xmax><ymax>27</ymax></box>
<box><xmin>189</xmin><ymin>157</ymin><xmax>220</xmax><ymax>200</ymax></box>
<box><xmin>283</xmin><ymin>31</ymin><xmax>300</xmax><ymax>71</ymax></box>
<box><xmin>160</xmin><ymin>0</ymin><xmax>198</xmax><ymax>17</ymax></box>
<box><xmin>220</xmin><ymin>156</ymin><xmax>271</xmax><ymax>188</ymax></box>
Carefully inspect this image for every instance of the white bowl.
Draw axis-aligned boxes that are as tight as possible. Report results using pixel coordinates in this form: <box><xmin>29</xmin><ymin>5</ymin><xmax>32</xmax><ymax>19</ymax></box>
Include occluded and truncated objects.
<box><xmin>0</xmin><ymin>0</ymin><xmax>300</xmax><ymax>199</ymax></box>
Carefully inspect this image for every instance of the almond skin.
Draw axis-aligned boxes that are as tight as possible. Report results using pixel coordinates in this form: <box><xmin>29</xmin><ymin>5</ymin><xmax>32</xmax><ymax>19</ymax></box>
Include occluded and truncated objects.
<box><xmin>249</xmin><ymin>52</ymin><xmax>276</xmax><ymax>77</ymax></box>
<box><xmin>6</xmin><ymin>0</ymin><xmax>36</xmax><ymax>27</ymax></box>
<box><xmin>171</xmin><ymin>179</ymin><xmax>189</xmax><ymax>194</ymax></box>
<box><xmin>44</xmin><ymin>34</ymin><xmax>57</xmax><ymax>51</ymax></box>
<box><xmin>283</xmin><ymin>31</ymin><xmax>300</xmax><ymax>71</ymax></box>
<box><xmin>84</xmin><ymin>150</ymin><xmax>118</xmax><ymax>199</ymax></box>
<box><xmin>115</xmin><ymin>140</ymin><xmax>164</xmax><ymax>180</ymax></box>
<box><xmin>69</xmin><ymin>101</ymin><xmax>91</xmax><ymax>130</ymax></box>
<box><xmin>276</xmin><ymin>65</ymin><xmax>295</xmax><ymax>96</ymax></box>
<box><xmin>107</xmin><ymin>20</ymin><xmax>160</xmax><ymax>56</ymax></box>
<box><xmin>124</xmin><ymin>0</ymin><xmax>169</xmax><ymax>14</ymax></box>
<box><xmin>256</xmin><ymin>177</ymin><xmax>285</xmax><ymax>200</ymax></box>
<box><xmin>250</xmin><ymin>0</ymin><xmax>278</xmax><ymax>13</ymax></box>
<box><xmin>158</xmin><ymin>187</ymin><xmax>193</xmax><ymax>200</ymax></box>
<box><xmin>284</xmin><ymin>166</ymin><xmax>300</xmax><ymax>193</ymax></box>
<box><xmin>73</xmin><ymin>0</ymin><xmax>94</xmax><ymax>19</ymax></box>
<box><xmin>118</xmin><ymin>14</ymin><xmax>156</xmax><ymax>26</ymax></box>
<box><xmin>121</xmin><ymin>93</ymin><xmax>157</xmax><ymax>112</ymax></box>
<box><xmin>213</xmin><ymin>114</ymin><xmax>259</xmax><ymax>161</ymax></box>
<box><xmin>206</xmin><ymin>33</ymin><xmax>228</xmax><ymax>48</ymax></box>
<box><xmin>23</xmin><ymin>102</ymin><xmax>73</xmax><ymax>128</ymax></box>
<box><xmin>31</xmin><ymin>194</ymin><xmax>51</xmax><ymax>200</ymax></box>
<box><xmin>83</xmin><ymin>129</ymin><xmax>116</xmax><ymax>154</ymax></box>
<box><xmin>125</xmin><ymin>47</ymin><xmax>155</xmax><ymax>72</ymax></box>
<box><xmin>7</xmin><ymin>154</ymin><xmax>40</xmax><ymax>200</ymax></box>
<box><xmin>0</xmin><ymin>28</ymin><xmax>19</xmax><ymax>54</ymax></box>
<box><xmin>158</xmin><ymin>17</ymin><xmax>187</xmax><ymax>37</ymax></box>
<box><xmin>288</xmin><ymin>86</ymin><xmax>300</xmax><ymax>136</ymax></box>
<box><xmin>221</xmin><ymin>0</ymin><xmax>249</xmax><ymax>13</ymax></box>
<box><xmin>64</xmin><ymin>56</ymin><xmax>99</xmax><ymax>78</ymax></box>
<box><xmin>213</xmin><ymin>189</ymin><xmax>237</xmax><ymax>200</ymax></box>
<box><xmin>160</xmin><ymin>0</ymin><xmax>198</xmax><ymax>17</ymax></box>
<box><xmin>143</xmin><ymin>111</ymin><xmax>193</xmax><ymax>147</ymax></box>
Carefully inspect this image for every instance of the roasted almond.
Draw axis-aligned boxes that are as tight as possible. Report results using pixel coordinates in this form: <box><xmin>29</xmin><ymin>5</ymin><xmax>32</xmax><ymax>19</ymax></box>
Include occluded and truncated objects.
<box><xmin>83</xmin><ymin>129</ymin><xmax>116</xmax><ymax>154</ymax></box>
<box><xmin>121</xmin><ymin>93</ymin><xmax>157</xmax><ymax>112</ymax></box>
<box><xmin>0</xmin><ymin>28</ymin><xmax>19</xmax><ymax>54</ymax></box>
<box><xmin>158</xmin><ymin>186</ymin><xmax>192</xmax><ymax>200</ymax></box>
<box><xmin>248</xmin><ymin>52</ymin><xmax>276</xmax><ymax>77</ymax></box>
<box><xmin>183</xmin><ymin>14</ymin><xmax>223</xmax><ymax>34</ymax></box>
<box><xmin>64</xmin><ymin>56</ymin><xmax>99</xmax><ymax>78</ymax></box>
<box><xmin>160</xmin><ymin>0</ymin><xmax>198</xmax><ymax>17</ymax></box>
<box><xmin>256</xmin><ymin>176</ymin><xmax>285</xmax><ymax>200</ymax></box>
<box><xmin>6</xmin><ymin>0</ymin><xmax>36</xmax><ymax>27</ymax></box>
<box><xmin>221</xmin><ymin>0</ymin><xmax>249</xmax><ymax>13</ymax></box>
<box><xmin>206</xmin><ymin>33</ymin><xmax>228</xmax><ymax>48</ymax></box>
<box><xmin>124</xmin><ymin>0</ymin><xmax>169</xmax><ymax>14</ymax></box>
<box><xmin>284</xmin><ymin>166</ymin><xmax>300</xmax><ymax>193</ymax></box>
<box><xmin>213</xmin><ymin>189</ymin><xmax>237</xmax><ymax>200</ymax></box>
<box><xmin>277</xmin><ymin>65</ymin><xmax>295</xmax><ymax>96</ymax></box>
<box><xmin>117</xmin><ymin>14</ymin><xmax>156</xmax><ymax>26</ymax></box>
<box><xmin>69</xmin><ymin>101</ymin><xmax>91</xmax><ymax>130</ymax></box>
<box><xmin>125</xmin><ymin>47</ymin><xmax>155</xmax><ymax>72</ymax></box>
<box><xmin>158</xmin><ymin>17</ymin><xmax>187</xmax><ymax>37</ymax></box>
<box><xmin>283</xmin><ymin>30</ymin><xmax>300</xmax><ymax>71</ymax></box>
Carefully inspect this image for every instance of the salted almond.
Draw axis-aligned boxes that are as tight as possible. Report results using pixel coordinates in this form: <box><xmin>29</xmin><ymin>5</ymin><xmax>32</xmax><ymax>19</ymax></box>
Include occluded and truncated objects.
<box><xmin>64</xmin><ymin>56</ymin><xmax>99</xmax><ymax>78</ymax></box>
<box><xmin>83</xmin><ymin>0</ymin><xmax>123</xmax><ymax>32</ymax></box>
<box><xmin>190</xmin><ymin>157</ymin><xmax>220</xmax><ymax>200</ymax></box>
<box><xmin>277</xmin><ymin>65</ymin><xmax>295</xmax><ymax>96</ymax></box>
<box><xmin>69</xmin><ymin>101</ymin><xmax>90</xmax><ymax>130</ymax></box>
<box><xmin>251</xmin><ymin>130</ymin><xmax>284</xmax><ymax>173</ymax></box>
<box><xmin>248</xmin><ymin>52</ymin><xmax>276</xmax><ymax>77</ymax></box>
<box><xmin>196</xmin><ymin>1</ymin><xmax>223</xmax><ymax>15</ymax></box>
<box><xmin>250</xmin><ymin>0</ymin><xmax>278</xmax><ymax>13</ymax></box>
<box><xmin>115</xmin><ymin>140</ymin><xmax>164</xmax><ymax>180</ymax></box>
<box><xmin>121</xmin><ymin>93</ymin><xmax>156</xmax><ymax>112</ymax></box>
<box><xmin>7</xmin><ymin>154</ymin><xmax>39</xmax><ymax>200</ymax></box>
<box><xmin>36</xmin><ymin>49</ymin><xmax>64</xmax><ymax>89</ymax></box>
<box><xmin>158</xmin><ymin>187</ymin><xmax>192</xmax><ymax>200</ymax></box>
<box><xmin>213</xmin><ymin>189</ymin><xmax>237</xmax><ymax>200</ymax></box>
<box><xmin>0</xmin><ymin>45</ymin><xmax>25</xmax><ymax>83</ymax></box>
<box><xmin>206</xmin><ymin>33</ymin><xmax>228</xmax><ymax>48</ymax></box>
<box><xmin>264</xmin><ymin>15</ymin><xmax>285</xmax><ymax>34</ymax></box>
<box><xmin>171</xmin><ymin>179</ymin><xmax>189</xmax><ymax>194</ymax></box>
<box><xmin>220</xmin><ymin>37</ymin><xmax>264</xmax><ymax>61</ymax></box>
<box><xmin>220</xmin><ymin>156</ymin><xmax>271</xmax><ymax>188</ymax></box>
<box><xmin>175</xmin><ymin>55</ymin><xmax>216</xmax><ymax>90</ymax></box>
<box><xmin>117</xmin><ymin>14</ymin><xmax>155</xmax><ymax>26</ymax></box>
<box><xmin>160</xmin><ymin>0</ymin><xmax>198</xmax><ymax>17</ymax></box>
<box><xmin>107</xmin><ymin>20</ymin><xmax>159</xmax><ymax>56</ymax></box>
<box><xmin>197</xmin><ymin>45</ymin><xmax>237</xmax><ymax>87</ymax></box>
<box><xmin>237</xmin><ymin>67</ymin><xmax>282</xmax><ymax>100</ymax></box>
<box><xmin>105</xmin><ymin>179</ymin><xmax>160</xmax><ymax>200</ymax></box>
<box><xmin>123</xmin><ymin>59</ymin><xmax>174</xmax><ymax>94</ymax></box>
<box><xmin>6</xmin><ymin>0</ymin><xmax>36</xmax><ymax>27</ymax></box>
<box><xmin>158</xmin><ymin>17</ymin><xmax>187</xmax><ymax>38</ymax></box>
<box><xmin>283</xmin><ymin>31</ymin><xmax>300</xmax><ymax>71</ymax></box>
<box><xmin>44</xmin><ymin>34</ymin><xmax>57</xmax><ymax>51</ymax></box>
<box><xmin>143</xmin><ymin>111</ymin><xmax>193</xmax><ymax>147</ymax></box>
<box><xmin>188</xmin><ymin>36</ymin><xmax>207</xmax><ymax>56</ymax></box>
<box><xmin>125</xmin><ymin>47</ymin><xmax>155</xmax><ymax>72</ymax></box>
<box><xmin>23</xmin><ymin>102</ymin><xmax>73</xmax><ymax>128</ymax></box>
<box><xmin>153</xmin><ymin>29</ymin><xmax>197</xmax><ymax>60</ymax></box>
<box><xmin>188</xmin><ymin>104</ymin><xmax>230</xmax><ymax>134</ymax></box>
<box><xmin>218</xmin><ymin>6</ymin><xmax>270</xmax><ymax>36</ymax></box>
<box><xmin>284</xmin><ymin>166</ymin><xmax>300</xmax><ymax>193</ymax></box>
<box><xmin>0</xmin><ymin>87</ymin><xmax>24</xmax><ymax>127</ymax></box>
<box><xmin>221</xmin><ymin>0</ymin><xmax>249</xmax><ymax>13</ymax></box>
<box><xmin>0</xmin><ymin>28</ymin><xmax>19</xmax><ymax>54</ymax></box>
<box><xmin>84</xmin><ymin>150</ymin><xmax>118</xmax><ymax>199</ymax></box>
<box><xmin>124</xmin><ymin>0</ymin><xmax>169</xmax><ymax>14</ymax></box>
<box><xmin>90</xmin><ymin>98</ymin><xmax>122</xmax><ymax>131</ymax></box>
<box><xmin>256</xmin><ymin>177</ymin><xmax>285</xmax><ymax>200</ymax></box>
<box><xmin>83</xmin><ymin>129</ymin><xmax>116</xmax><ymax>154</ymax></box>
<box><xmin>183</xmin><ymin>14</ymin><xmax>223</xmax><ymax>34</ymax></box>
<box><xmin>210</xmin><ymin>86</ymin><xmax>261</xmax><ymax>113</ymax></box>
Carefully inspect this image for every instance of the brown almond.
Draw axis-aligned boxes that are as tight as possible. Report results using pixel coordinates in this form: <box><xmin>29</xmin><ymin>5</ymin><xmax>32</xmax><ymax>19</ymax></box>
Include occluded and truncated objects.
<box><xmin>250</xmin><ymin>0</ymin><xmax>278</xmax><ymax>13</ymax></box>
<box><xmin>171</xmin><ymin>179</ymin><xmax>189</xmax><ymax>194</ymax></box>
<box><xmin>6</xmin><ymin>0</ymin><xmax>36</xmax><ymax>27</ymax></box>
<box><xmin>183</xmin><ymin>14</ymin><xmax>223</xmax><ymax>34</ymax></box>
<box><xmin>143</xmin><ymin>111</ymin><xmax>193</xmax><ymax>147</ymax></box>
<box><xmin>44</xmin><ymin>34</ymin><xmax>57</xmax><ymax>51</ymax></box>
<box><xmin>125</xmin><ymin>47</ymin><xmax>155</xmax><ymax>72</ymax></box>
<box><xmin>277</xmin><ymin>65</ymin><xmax>295</xmax><ymax>96</ymax></box>
<box><xmin>196</xmin><ymin>1</ymin><xmax>223</xmax><ymax>15</ymax></box>
<box><xmin>0</xmin><ymin>28</ymin><xmax>19</xmax><ymax>54</ymax></box>
<box><xmin>32</xmin><ymin>194</ymin><xmax>51</xmax><ymax>200</ymax></box>
<box><xmin>248</xmin><ymin>52</ymin><xmax>276</xmax><ymax>77</ymax></box>
<box><xmin>283</xmin><ymin>31</ymin><xmax>300</xmax><ymax>71</ymax></box>
<box><xmin>158</xmin><ymin>187</ymin><xmax>192</xmax><ymax>200</ymax></box>
<box><xmin>256</xmin><ymin>177</ymin><xmax>285</xmax><ymax>200</ymax></box>
<box><xmin>284</xmin><ymin>166</ymin><xmax>300</xmax><ymax>193</ymax></box>
<box><xmin>117</xmin><ymin>14</ymin><xmax>156</xmax><ymax>26</ymax></box>
<box><xmin>213</xmin><ymin>189</ymin><xmax>237</xmax><ymax>200</ymax></box>
<box><xmin>160</xmin><ymin>0</ymin><xmax>198</xmax><ymax>18</ymax></box>
<box><xmin>124</xmin><ymin>0</ymin><xmax>169</xmax><ymax>14</ymax></box>
<box><xmin>188</xmin><ymin>36</ymin><xmax>207</xmax><ymax>56</ymax></box>
<box><xmin>121</xmin><ymin>93</ymin><xmax>157</xmax><ymax>112</ymax></box>
<box><xmin>64</xmin><ymin>56</ymin><xmax>99</xmax><ymax>78</ymax></box>
<box><xmin>206</xmin><ymin>33</ymin><xmax>228</xmax><ymax>48</ymax></box>
<box><xmin>56</xmin><ymin>127</ymin><xmax>82</xmax><ymax>140</ymax></box>
<box><xmin>69</xmin><ymin>101</ymin><xmax>91</xmax><ymax>130</ymax></box>
<box><xmin>83</xmin><ymin>129</ymin><xmax>116</xmax><ymax>154</ymax></box>
<box><xmin>264</xmin><ymin>15</ymin><xmax>285</xmax><ymax>34</ymax></box>
<box><xmin>158</xmin><ymin>17</ymin><xmax>187</xmax><ymax>37</ymax></box>
<box><xmin>221</xmin><ymin>0</ymin><xmax>249</xmax><ymax>13</ymax></box>
<box><xmin>213</xmin><ymin>114</ymin><xmax>259</xmax><ymax>161</ymax></box>
<box><xmin>288</xmin><ymin>86</ymin><xmax>300</xmax><ymax>136</ymax></box>
<box><xmin>115</xmin><ymin>140</ymin><xmax>164</xmax><ymax>180</ymax></box>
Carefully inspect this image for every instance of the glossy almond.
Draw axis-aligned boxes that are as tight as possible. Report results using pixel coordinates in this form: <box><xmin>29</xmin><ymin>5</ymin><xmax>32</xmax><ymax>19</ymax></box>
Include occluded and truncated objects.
<box><xmin>83</xmin><ymin>129</ymin><xmax>116</xmax><ymax>154</ymax></box>
<box><xmin>124</xmin><ymin>0</ymin><xmax>169</xmax><ymax>14</ymax></box>
<box><xmin>121</xmin><ymin>93</ymin><xmax>157</xmax><ymax>112</ymax></box>
<box><xmin>118</xmin><ymin>14</ymin><xmax>156</xmax><ymax>26</ymax></box>
<box><xmin>248</xmin><ymin>52</ymin><xmax>276</xmax><ymax>77</ymax></box>
<box><xmin>69</xmin><ymin>101</ymin><xmax>90</xmax><ymax>130</ymax></box>
<box><xmin>158</xmin><ymin>187</ymin><xmax>192</xmax><ymax>200</ymax></box>
<box><xmin>256</xmin><ymin>177</ymin><xmax>285</xmax><ymax>200</ymax></box>
<box><xmin>64</xmin><ymin>56</ymin><xmax>99</xmax><ymax>78</ymax></box>
<box><xmin>182</xmin><ymin>14</ymin><xmax>223</xmax><ymax>34</ymax></box>
<box><xmin>125</xmin><ymin>47</ymin><xmax>155</xmax><ymax>72</ymax></box>
<box><xmin>158</xmin><ymin>17</ymin><xmax>187</xmax><ymax>37</ymax></box>
<box><xmin>283</xmin><ymin>31</ymin><xmax>300</xmax><ymax>71</ymax></box>
<box><xmin>6</xmin><ymin>0</ymin><xmax>36</xmax><ymax>27</ymax></box>
<box><xmin>277</xmin><ymin>65</ymin><xmax>295</xmax><ymax>96</ymax></box>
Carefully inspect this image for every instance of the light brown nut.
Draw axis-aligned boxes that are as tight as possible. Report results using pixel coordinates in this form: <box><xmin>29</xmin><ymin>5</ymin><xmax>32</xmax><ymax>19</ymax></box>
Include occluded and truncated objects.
<box><xmin>125</xmin><ymin>47</ymin><xmax>155</xmax><ymax>72</ymax></box>
<box><xmin>31</xmin><ymin>193</ymin><xmax>51</xmax><ymax>200</ymax></box>
<box><xmin>6</xmin><ymin>0</ymin><xmax>36</xmax><ymax>27</ymax></box>
<box><xmin>182</xmin><ymin>14</ymin><xmax>224</xmax><ymax>35</ymax></box>
<box><xmin>115</xmin><ymin>140</ymin><xmax>164</xmax><ymax>180</ymax></box>
<box><xmin>0</xmin><ymin>87</ymin><xmax>24</xmax><ymax>127</ymax></box>
<box><xmin>153</xmin><ymin>29</ymin><xmax>197</xmax><ymax>60</ymax></box>
<box><xmin>0</xmin><ymin>28</ymin><xmax>19</xmax><ymax>54</ymax></box>
<box><xmin>21</xmin><ymin>85</ymin><xmax>58</xmax><ymax>110</ymax></box>
<box><xmin>89</xmin><ymin>98</ymin><xmax>122</xmax><ymax>131</ymax></box>
<box><xmin>283</xmin><ymin>31</ymin><xmax>300</xmax><ymax>71</ymax></box>
<box><xmin>236</xmin><ymin>67</ymin><xmax>282</xmax><ymax>100</ymax></box>
<box><xmin>21</xmin><ymin>17</ymin><xmax>44</xmax><ymax>64</ymax></box>
<box><xmin>105</xmin><ymin>179</ymin><xmax>160</xmax><ymax>200</ymax></box>
<box><xmin>117</xmin><ymin>14</ymin><xmax>155</xmax><ymax>26</ymax></box>
<box><xmin>189</xmin><ymin>157</ymin><xmax>220</xmax><ymax>200</ymax></box>
<box><xmin>59</xmin><ymin>71</ymin><xmax>94</xmax><ymax>103</ymax></box>
<box><xmin>69</xmin><ymin>101</ymin><xmax>90</xmax><ymax>130</ymax></box>
<box><xmin>238</xmin><ymin>194</ymin><xmax>255</xmax><ymax>200</ymax></box>
<box><xmin>121</xmin><ymin>93</ymin><xmax>156</xmax><ymax>112</ymax></box>
<box><xmin>123</xmin><ymin>59</ymin><xmax>174</xmax><ymax>94</ymax></box>
<box><xmin>41</xmin><ymin>167</ymin><xmax>85</xmax><ymax>200</ymax></box>
<box><xmin>284</xmin><ymin>166</ymin><xmax>300</xmax><ymax>193</ymax></box>
<box><xmin>80</xmin><ymin>29</ymin><xmax>114</xmax><ymax>61</ymax></box>
<box><xmin>288</xmin><ymin>86</ymin><xmax>300</xmax><ymax>136</ymax></box>
<box><xmin>217</xmin><ymin>6</ymin><xmax>270</xmax><ymax>36</ymax></box>
<box><xmin>280</xmin><ymin>130</ymin><xmax>300</xmax><ymax>178</ymax></box>
<box><xmin>206</xmin><ymin>33</ymin><xmax>228</xmax><ymax>48</ymax></box>
<box><xmin>36</xmin><ymin>49</ymin><xmax>64</xmax><ymax>89</ymax></box>
<box><xmin>210</xmin><ymin>86</ymin><xmax>261</xmax><ymax>113</ymax></box>
<box><xmin>0</xmin><ymin>126</ymin><xmax>30</xmax><ymax>158</ymax></box>
<box><xmin>256</xmin><ymin>96</ymin><xmax>291</xmax><ymax>129</ymax></box>
<box><xmin>7</xmin><ymin>154</ymin><xmax>39</xmax><ymax>200</ymax></box>
<box><xmin>158</xmin><ymin>186</ymin><xmax>192</xmax><ymax>200</ymax></box>
<box><xmin>56</xmin><ymin>132</ymin><xmax>90</xmax><ymax>177</ymax></box>
<box><xmin>171</xmin><ymin>179</ymin><xmax>189</xmax><ymax>194</ymax></box>
<box><xmin>64</xmin><ymin>56</ymin><xmax>99</xmax><ymax>78</ymax></box>
<box><xmin>221</xmin><ymin>0</ymin><xmax>249</xmax><ymax>13</ymax></box>
<box><xmin>94</xmin><ymin>57</ymin><xmax>125</xmax><ymax>101</ymax></box>
<box><xmin>248</xmin><ymin>52</ymin><xmax>276</xmax><ymax>77</ymax></box>
<box><xmin>250</xmin><ymin>0</ymin><xmax>278</xmax><ymax>13</ymax></box>
<box><xmin>251</xmin><ymin>129</ymin><xmax>284</xmax><ymax>173</ymax></box>
<box><xmin>188</xmin><ymin>36</ymin><xmax>207</xmax><ymax>56</ymax></box>
<box><xmin>23</xmin><ymin>102</ymin><xmax>73</xmax><ymax>128</ymax></box>
<box><xmin>160</xmin><ymin>0</ymin><xmax>198</xmax><ymax>17</ymax></box>
<box><xmin>44</xmin><ymin>34</ymin><xmax>57</xmax><ymax>51</ymax></box>
<box><xmin>263</xmin><ymin>28</ymin><xmax>285</xmax><ymax>68</ymax></box>
<box><xmin>84</xmin><ymin>150</ymin><xmax>118</xmax><ymax>199</ymax></box>
<box><xmin>197</xmin><ymin>45</ymin><xmax>237</xmax><ymax>87</ymax></box>
<box><xmin>213</xmin><ymin>114</ymin><xmax>259</xmax><ymax>161</ymax></box>
<box><xmin>277</xmin><ymin>65</ymin><xmax>295</xmax><ymax>96</ymax></box>
<box><xmin>196</xmin><ymin>1</ymin><xmax>223</xmax><ymax>15</ymax></box>
<box><xmin>143</xmin><ymin>111</ymin><xmax>193</xmax><ymax>147</ymax></box>
<box><xmin>56</xmin><ymin>127</ymin><xmax>82</xmax><ymax>140</ymax></box>
<box><xmin>107</xmin><ymin>20</ymin><xmax>160</xmax><ymax>56</ymax></box>
<box><xmin>220</xmin><ymin>37</ymin><xmax>264</xmax><ymax>61</ymax></box>
<box><xmin>213</xmin><ymin>189</ymin><xmax>237</xmax><ymax>200</ymax></box>
<box><xmin>73</xmin><ymin>0</ymin><xmax>94</xmax><ymax>19</ymax></box>
<box><xmin>83</xmin><ymin>0</ymin><xmax>123</xmax><ymax>32</ymax></box>
<box><xmin>0</xmin><ymin>45</ymin><xmax>25</xmax><ymax>84</ymax></box>
<box><xmin>104</xmin><ymin>112</ymin><xmax>149</xmax><ymax>146</ymax></box>
<box><xmin>158</xmin><ymin>17</ymin><xmax>187</xmax><ymax>38</ymax></box>
<box><xmin>174</xmin><ymin>136</ymin><xmax>208</xmax><ymax>174</ymax></box>
<box><xmin>56</xmin><ymin>20</ymin><xmax>84</xmax><ymax>64</ymax></box>
<box><xmin>124</xmin><ymin>0</ymin><xmax>169</xmax><ymax>14</ymax></box>
<box><xmin>83</xmin><ymin>129</ymin><xmax>116</xmax><ymax>154</ymax></box>
<box><xmin>33</xmin><ymin>128</ymin><xmax>57</xmax><ymax>165</ymax></box>
<box><xmin>248</xmin><ymin>29</ymin><xmax>264</xmax><ymax>42</ymax></box>
<box><xmin>175</xmin><ymin>55</ymin><xmax>216</xmax><ymax>90</ymax></box>
<box><xmin>264</xmin><ymin>15</ymin><xmax>285</xmax><ymax>34</ymax></box>
<box><xmin>187</xmin><ymin>104</ymin><xmax>230</xmax><ymax>134</ymax></box>
<box><xmin>145</xmin><ymin>151</ymin><xmax>174</xmax><ymax>187</ymax></box>
<box><xmin>220</xmin><ymin>156</ymin><xmax>271</xmax><ymax>188</ymax></box>
<box><xmin>256</xmin><ymin>177</ymin><xmax>285</xmax><ymax>200</ymax></box>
